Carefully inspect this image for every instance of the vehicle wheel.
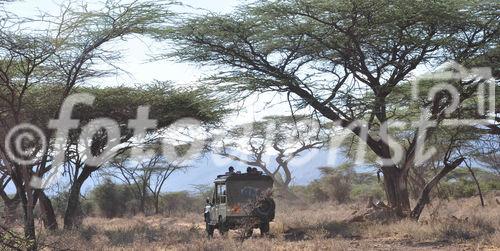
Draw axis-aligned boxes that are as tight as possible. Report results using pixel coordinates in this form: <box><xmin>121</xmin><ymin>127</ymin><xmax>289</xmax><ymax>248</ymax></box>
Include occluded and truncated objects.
<box><xmin>259</xmin><ymin>221</ymin><xmax>270</xmax><ymax>236</ymax></box>
<box><xmin>206</xmin><ymin>223</ymin><xmax>214</xmax><ymax>238</ymax></box>
<box><xmin>244</xmin><ymin>228</ymin><xmax>253</xmax><ymax>238</ymax></box>
<box><xmin>254</xmin><ymin>198</ymin><xmax>275</xmax><ymax>221</ymax></box>
<box><xmin>218</xmin><ymin>222</ymin><xmax>228</xmax><ymax>236</ymax></box>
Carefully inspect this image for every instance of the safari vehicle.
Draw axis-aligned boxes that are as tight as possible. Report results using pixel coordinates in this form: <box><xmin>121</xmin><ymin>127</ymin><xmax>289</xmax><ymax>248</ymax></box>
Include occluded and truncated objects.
<box><xmin>204</xmin><ymin>170</ymin><xmax>275</xmax><ymax>237</ymax></box>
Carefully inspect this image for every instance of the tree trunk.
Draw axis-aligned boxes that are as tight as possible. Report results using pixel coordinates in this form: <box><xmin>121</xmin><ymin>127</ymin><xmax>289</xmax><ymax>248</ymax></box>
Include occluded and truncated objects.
<box><xmin>18</xmin><ymin>190</ymin><xmax>36</xmax><ymax>251</ymax></box>
<box><xmin>36</xmin><ymin>191</ymin><xmax>58</xmax><ymax>230</ymax></box>
<box><xmin>64</xmin><ymin>168</ymin><xmax>92</xmax><ymax>229</ymax></box>
<box><xmin>140</xmin><ymin>184</ymin><xmax>147</xmax><ymax>214</ymax></box>
<box><xmin>139</xmin><ymin>197</ymin><xmax>145</xmax><ymax>215</ymax></box>
<box><xmin>382</xmin><ymin>168</ymin><xmax>411</xmax><ymax>217</ymax></box>
<box><xmin>14</xmin><ymin>167</ymin><xmax>37</xmax><ymax>251</ymax></box>
<box><xmin>411</xmin><ymin>158</ymin><xmax>465</xmax><ymax>220</ymax></box>
<box><xmin>8</xmin><ymin>167</ymin><xmax>37</xmax><ymax>250</ymax></box>
<box><xmin>2</xmin><ymin>197</ymin><xmax>20</xmax><ymax>226</ymax></box>
<box><xmin>154</xmin><ymin>194</ymin><xmax>160</xmax><ymax>214</ymax></box>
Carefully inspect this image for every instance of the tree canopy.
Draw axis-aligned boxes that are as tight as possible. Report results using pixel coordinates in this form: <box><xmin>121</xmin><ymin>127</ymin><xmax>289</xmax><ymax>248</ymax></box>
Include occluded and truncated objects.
<box><xmin>165</xmin><ymin>0</ymin><xmax>499</xmax><ymax>217</ymax></box>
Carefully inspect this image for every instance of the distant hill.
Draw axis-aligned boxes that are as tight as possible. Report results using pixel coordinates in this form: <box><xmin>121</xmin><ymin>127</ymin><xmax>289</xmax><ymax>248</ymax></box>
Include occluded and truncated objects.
<box><xmin>164</xmin><ymin>149</ymin><xmax>349</xmax><ymax>192</ymax></box>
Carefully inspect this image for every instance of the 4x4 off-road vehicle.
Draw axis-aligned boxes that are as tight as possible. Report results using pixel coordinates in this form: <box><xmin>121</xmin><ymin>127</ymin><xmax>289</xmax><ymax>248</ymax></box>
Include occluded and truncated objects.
<box><xmin>204</xmin><ymin>170</ymin><xmax>275</xmax><ymax>237</ymax></box>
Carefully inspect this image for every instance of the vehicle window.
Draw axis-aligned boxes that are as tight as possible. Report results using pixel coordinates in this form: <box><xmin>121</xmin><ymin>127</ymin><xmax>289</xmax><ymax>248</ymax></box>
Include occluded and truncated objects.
<box><xmin>217</xmin><ymin>184</ymin><xmax>227</xmax><ymax>204</ymax></box>
<box><xmin>228</xmin><ymin>180</ymin><xmax>273</xmax><ymax>203</ymax></box>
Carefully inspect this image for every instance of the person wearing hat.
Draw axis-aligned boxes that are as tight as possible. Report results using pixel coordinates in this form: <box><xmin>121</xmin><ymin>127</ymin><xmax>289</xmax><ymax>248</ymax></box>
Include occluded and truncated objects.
<box><xmin>226</xmin><ymin>166</ymin><xmax>235</xmax><ymax>175</ymax></box>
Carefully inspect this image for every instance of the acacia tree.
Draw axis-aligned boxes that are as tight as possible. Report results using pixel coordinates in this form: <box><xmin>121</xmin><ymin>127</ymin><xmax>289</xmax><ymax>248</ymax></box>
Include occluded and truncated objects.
<box><xmin>220</xmin><ymin>116</ymin><xmax>328</xmax><ymax>198</ymax></box>
<box><xmin>106</xmin><ymin>148</ymin><xmax>188</xmax><ymax>215</ymax></box>
<box><xmin>166</xmin><ymin>0</ymin><xmax>499</xmax><ymax>218</ymax></box>
<box><xmin>0</xmin><ymin>20</ymin><xmax>58</xmax><ymax>247</ymax></box>
<box><xmin>61</xmin><ymin>84</ymin><xmax>224</xmax><ymax>228</ymax></box>
<box><xmin>0</xmin><ymin>0</ymin><xmax>174</xmax><ymax>247</ymax></box>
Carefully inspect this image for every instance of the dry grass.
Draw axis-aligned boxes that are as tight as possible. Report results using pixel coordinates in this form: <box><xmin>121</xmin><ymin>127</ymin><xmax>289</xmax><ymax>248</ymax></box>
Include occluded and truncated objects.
<box><xmin>37</xmin><ymin>194</ymin><xmax>500</xmax><ymax>250</ymax></box>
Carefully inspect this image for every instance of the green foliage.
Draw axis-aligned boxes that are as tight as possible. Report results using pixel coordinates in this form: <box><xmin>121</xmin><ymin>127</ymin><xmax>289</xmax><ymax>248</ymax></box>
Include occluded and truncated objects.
<box><xmin>306</xmin><ymin>180</ymin><xmax>330</xmax><ymax>202</ymax></box>
<box><xmin>91</xmin><ymin>179</ymin><xmax>134</xmax><ymax>218</ymax></box>
<box><xmin>167</xmin><ymin>0</ymin><xmax>499</xmax><ymax>165</ymax></box>
<box><xmin>438</xmin><ymin>168</ymin><xmax>500</xmax><ymax>199</ymax></box>
<box><xmin>85</xmin><ymin>179</ymin><xmax>207</xmax><ymax>217</ymax></box>
<box><xmin>318</xmin><ymin>165</ymin><xmax>354</xmax><ymax>203</ymax></box>
<box><xmin>167</xmin><ymin>0</ymin><xmax>498</xmax><ymax>96</ymax></box>
<box><xmin>350</xmin><ymin>182</ymin><xmax>385</xmax><ymax>201</ymax></box>
<box><xmin>51</xmin><ymin>190</ymin><xmax>70</xmax><ymax>216</ymax></box>
<box><xmin>51</xmin><ymin>190</ymin><xmax>95</xmax><ymax>217</ymax></box>
<box><xmin>297</xmin><ymin>165</ymin><xmax>499</xmax><ymax>204</ymax></box>
<box><xmin>296</xmin><ymin>164</ymin><xmax>386</xmax><ymax>203</ymax></box>
<box><xmin>20</xmin><ymin>83</ymin><xmax>226</xmax><ymax>134</ymax></box>
<box><xmin>74</xmin><ymin>84</ymin><xmax>225</xmax><ymax>126</ymax></box>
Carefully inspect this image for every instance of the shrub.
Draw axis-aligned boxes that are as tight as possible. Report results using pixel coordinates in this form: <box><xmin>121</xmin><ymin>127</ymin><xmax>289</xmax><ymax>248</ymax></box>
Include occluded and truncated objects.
<box><xmin>351</xmin><ymin>183</ymin><xmax>385</xmax><ymax>201</ymax></box>
<box><xmin>438</xmin><ymin>169</ymin><xmax>500</xmax><ymax>199</ymax></box>
<box><xmin>51</xmin><ymin>191</ymin><xmax>70</xmax><ymax>216</ymax></box>
<box><xmin>50</xmin><ymin>190</ymin><xmax>94</xmax><ymax>217</ymax></box>
<box><xmin>437</xmin><ymin>217</ymin><xmax>496</xmax><ymax>241</ymax></box>
<box><xmin>160</xmin><ymin>191</ymin><xmax>198</xmax><ymax>215</ymax></box>
<box><xmin>323</xmin><ymin>173</ymin><xmax>352</xmax><ymax>203</ymax></box>
<box><xmin>298</xmin><ymin>164</ymin><xmax>390</xmax><ymax>203</ymax></box>
<box><xmin>315</xmin><ymin>165</ymin><xmax>354</xmax><ymax>203</ymax></box>
<box><xmin>91</xmin><ymin>179</ymin><xmax>134</xmax><ymax>218</ymax></box>
<box><xmin>79</xmin><ymin>226</ymin><xmax>98</xmax><ymax>241</ymax></box>
<box><xmin>308</xmin><ymin>181</ymin><xmax>329</xmax><ymax>202</ymax></box>
<box><xmin>104</xmin><ymin>228</ymin><xmax>136</xmax><ymax>246</ymax></box>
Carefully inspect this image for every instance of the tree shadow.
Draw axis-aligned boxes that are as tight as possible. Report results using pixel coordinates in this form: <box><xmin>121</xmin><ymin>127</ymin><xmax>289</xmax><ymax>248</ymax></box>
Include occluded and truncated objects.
<box><xmin>283</xmin><ymin>221</ymin><xmax>361</xmax><ymax>241</ymax></box>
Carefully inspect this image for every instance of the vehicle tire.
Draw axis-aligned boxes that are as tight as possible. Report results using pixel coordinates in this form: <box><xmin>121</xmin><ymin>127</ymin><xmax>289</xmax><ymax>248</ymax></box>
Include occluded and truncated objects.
<box><xmin>218</xmin><ymin>222</ymin><xmax>228</xmax><ymax>236</ymax></box>
<box><xmin>254</xmin><ymin>198</ymin><xmax>275</xmax><ymax>220</ymax></box>
<box><xmin>206</xmin><ymin>223</ymin><xmax>214</xmax><ymax>238</ymax></box>
<box><xmin>244</xmin><ymin>228</ymin><xmax>253</xmax><ymax>238</ymax></box>
<box><xmin>259</xmin><ymin>221</ymin><xmax>270</xmax><ymax>236</ymax></box>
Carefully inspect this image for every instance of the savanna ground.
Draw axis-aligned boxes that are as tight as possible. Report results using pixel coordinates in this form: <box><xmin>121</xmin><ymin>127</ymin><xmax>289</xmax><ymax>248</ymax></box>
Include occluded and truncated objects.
<box><xmin>32</xmin><ymin>193</ymin><xmax>500</xmax><ymax>251</ymax></box>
